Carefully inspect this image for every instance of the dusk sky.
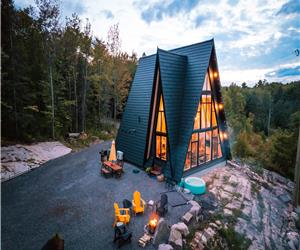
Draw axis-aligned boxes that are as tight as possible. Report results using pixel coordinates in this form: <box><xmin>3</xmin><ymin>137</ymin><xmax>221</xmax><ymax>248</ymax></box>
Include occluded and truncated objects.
<box><xmin>16</xmin><ymin>0</ymin><xmax>300</xmax><ymax>86</ymax></box>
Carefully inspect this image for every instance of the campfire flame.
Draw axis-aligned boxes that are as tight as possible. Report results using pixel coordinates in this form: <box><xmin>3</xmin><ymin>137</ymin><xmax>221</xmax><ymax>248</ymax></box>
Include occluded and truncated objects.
<box><xmin>148</xmin><ymin>212</ymin><xmax>159</xmax><ymax>232</ymax></box>
<box><xmin>149</xmin><ymin>218</ymin><xmax>158</xmax><ymax>227</ymax></box>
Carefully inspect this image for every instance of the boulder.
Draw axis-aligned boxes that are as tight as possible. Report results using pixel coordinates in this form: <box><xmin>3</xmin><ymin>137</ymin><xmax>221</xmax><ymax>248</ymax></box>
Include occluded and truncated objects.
<box><xmin>203</xmin><ymin>227</ymin><xmax>216</xmax><ymax>240</ymax></box>
<box><xmin>223</xmin><ymin>208</ymin><xmax>232</xmax><ymax>216</ymax></box>
<box><xmin>171</xmin><ymin>222</ymin><xmax>189</xmax><ymax>237</ymax></box>
<box><xmin>158</xmin><ymin>243</ymin><xmax>174</xmax><ymax>250</ymax></box>
<box><xmin>287</xmin><ymin>232</ymin><xmax>299</xmax><ymax>249</ymax></box>
<box><xmin>187</xmin><ymin>200</ymin><xmax>201</xmax><ymax>207</ymax></box>
<box><xmin>189</xmin><ymin>205</ymin><xmax>201</xmax><ymax>216</ymax></box>
<box><xmin>198</xmin><ymin>241</ymin><xmax>205</xmax><ymax>250</ymax></box>
<box><xmin>169</xmin><ymin>229</ymin><xmax>183</xmax><ymax>250</ymax></box>
<box><xmin>181</xmin><ymin>212</ymin><xmax>193</xmax><ymax>224</ymax></box>
<box><xmin>153</xmin><ymin>218</ymin><xmax>171</xmax><ymax>246</ymax></box>
<box><xmin>288</xmin><ymin>240</ymin><xmax>297</xmax><ymax>250</ymax></box>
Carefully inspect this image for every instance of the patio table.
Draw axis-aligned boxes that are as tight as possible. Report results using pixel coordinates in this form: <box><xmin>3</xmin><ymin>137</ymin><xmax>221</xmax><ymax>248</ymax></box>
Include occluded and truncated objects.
<box><xmin>103</xmin><ymin>161</ymin><xmax>123</xmax><ymax>178</ymax></box>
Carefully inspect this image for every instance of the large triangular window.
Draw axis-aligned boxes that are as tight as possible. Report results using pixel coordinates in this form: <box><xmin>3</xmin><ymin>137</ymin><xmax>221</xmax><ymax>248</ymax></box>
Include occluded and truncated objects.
<box><xmin>184</xmin><ymin>72</ymin><xmax>222</xmax><ymax>171</ymax></box>
<box><xmin>155</xmin><ymin>95</ymin><xmax>167</xmax><ymax>160</ymax></box>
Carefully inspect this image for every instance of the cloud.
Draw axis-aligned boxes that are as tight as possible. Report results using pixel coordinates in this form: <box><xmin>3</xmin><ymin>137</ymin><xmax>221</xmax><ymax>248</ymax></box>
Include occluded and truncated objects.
<box><xmin>227</xmin><ymin>0</ymin><xmax>239</xmax><ymax>6</ymax></box>
<box><xmin>194</xmin><ymin>12</ymin><xmax>216</xmax><ymax>27</ymax></box>
<box><xmin>61</xmin><ymin>0</ymin><xmax>86</xmax><ymax>17</ymax></box>
<box><xmin>265</xmin><ymin>65</ymin><xmax>300</xmax><ymax>78</ymax></box>
<box><xmin>139</xmin><ymin>0</ymin><xmax>200</xmax><ymax>23</ymax></box>
<box><xmin>277</xmin><ymin>0</ymin><xmax>300</xmax><ymax>15</ymax></box>
<box><xmin>13</xmin><ymin>0</ymin><xmax>300</xmax><ymax>85</ymax></box>
<box><xmin>100</xmin><ymin>10</ymin><xmax>114</xmax><ymax>19</ymax></box>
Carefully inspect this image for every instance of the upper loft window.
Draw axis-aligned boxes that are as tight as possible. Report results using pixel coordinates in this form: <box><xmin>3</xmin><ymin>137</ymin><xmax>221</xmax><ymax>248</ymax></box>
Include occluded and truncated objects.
<box><xmin>156</xmin><ymin>95</ymin><xmax>167</xmax><ymax>160</ymax></box>
<box><xmin>185</xmin><ymin>72</ymin><xmax>222</xmax><ymax>171</ymax></box>
<box><xmin>193</xmin><ymin>74</ymin><xmax>217</xmax><ymax>130</ymax></box>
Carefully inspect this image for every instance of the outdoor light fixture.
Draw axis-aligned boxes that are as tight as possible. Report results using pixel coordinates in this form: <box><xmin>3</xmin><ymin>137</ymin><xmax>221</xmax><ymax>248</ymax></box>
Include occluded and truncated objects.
<box><xmin>213</xmin><ymin>72</ymin><xmax>218</xmax><ymax>78</ymax></box>
<box><xmin>218</xmin><ymin>103</ymin><xmax>224</xmax><ymax>110</ymax></box>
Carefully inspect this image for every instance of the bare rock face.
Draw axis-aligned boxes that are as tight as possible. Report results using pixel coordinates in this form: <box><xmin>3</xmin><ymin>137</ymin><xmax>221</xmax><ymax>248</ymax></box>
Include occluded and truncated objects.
<box><xmin>190</xmin><ymin>161</ymin><xmax>300</xmax><ymax>250</ymax></box>
<box><xmin>168</xmin><ymin>229</ymin><xmax>182</xmax><ymax>250</ymax></box>
<box><xmin>1</xmin><ymin>142</ymin><xmax>71</xmax><ymax>182</ymax></box>
<box><xmin>153</xmin><ymin>218</ymin><xmax>171</xmax><ymax>246</ymax></box>
<box><xmin>171</xmin><ymin>222</ymin><xmax>189</xmax><ymax>237</ymax></box>
<box><xmin>158</xmin><ymin>243</ymin><xmax>174</xmax><ymax>250</ymax></box>
<box><xmin>181</xmin><ymin>212</ymin><xmax>193</xmax><ymax>225</ymax></box>
<box><xmin>189</xmin><ymin>205</ymin><xmax>201</xmax><ymax>216</ymax></box>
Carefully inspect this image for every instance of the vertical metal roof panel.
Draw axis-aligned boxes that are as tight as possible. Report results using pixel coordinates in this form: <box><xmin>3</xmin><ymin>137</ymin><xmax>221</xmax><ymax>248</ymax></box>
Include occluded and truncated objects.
<box><xmin>157</xmin><ymin>49</ymin><xmax>187</xmax><ymax>177</ymax></box>
<box><xmin>116</xmin><ymin>54</ymin><xmax>156</xmax><ymax>167</ymax></box>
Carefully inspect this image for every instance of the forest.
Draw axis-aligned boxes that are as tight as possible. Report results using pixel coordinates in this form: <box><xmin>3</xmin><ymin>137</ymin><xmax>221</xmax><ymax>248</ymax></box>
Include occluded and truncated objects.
<box><xmin>2</xmin><ymin>0</ymin><xmax>299</xmax><ymax>180</ymax></box>
<box><xmin>2</xmin><ymin>0</ymin><xmax>137</xmax><ymax>142</ymax></box>
<box><xmin>223</xmin><ymin>81</ymin><xmax>300</xmax><ymax>180</ymax></box>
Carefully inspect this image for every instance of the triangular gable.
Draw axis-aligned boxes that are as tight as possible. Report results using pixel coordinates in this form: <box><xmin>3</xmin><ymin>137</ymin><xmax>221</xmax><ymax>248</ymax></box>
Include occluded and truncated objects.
<box><xmin>157</xmin><ymin>49</ymin><xmax>187</xmax><ymax>177</ymax></box>
<box><xmin>171</xmin><ymin>40</ymin><xmax>214</xmax><ymax>181</ymax></box>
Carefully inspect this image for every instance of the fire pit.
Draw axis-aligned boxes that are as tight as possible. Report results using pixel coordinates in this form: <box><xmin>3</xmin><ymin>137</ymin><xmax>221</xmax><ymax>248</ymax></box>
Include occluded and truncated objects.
<box><xmin>144</xmin><ymin>212</ymin><xmax>159</xmax><ymax>235</ymax></box>
<box><xmin>140</xmin><ymin>213</ymin><xmax>160</xmax><ymax>247</ymax></box>
<box><xmin>149</xmin><ymin>216</ymin><xmax>158</xmax><ymax>234</ymax></box>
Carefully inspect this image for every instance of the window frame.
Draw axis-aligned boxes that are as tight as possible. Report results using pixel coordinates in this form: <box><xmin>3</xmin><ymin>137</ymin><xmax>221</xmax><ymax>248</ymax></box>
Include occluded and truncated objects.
<box><xmin>155</xmin><ymin>94</ymin><xmax>168</xmax><ymax>161</ymax></box>
<box><xmin>184</xmin><ymin>71</ymin><xmax>223</xmax><ymax>171</ymax></box>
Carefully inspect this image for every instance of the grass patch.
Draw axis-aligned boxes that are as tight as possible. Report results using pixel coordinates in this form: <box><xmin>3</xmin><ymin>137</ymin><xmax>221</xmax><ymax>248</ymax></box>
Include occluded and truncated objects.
<box><xmin>232</xmin><ymin>208</ymin><xmax>242</xmax><ymax>218</ymax></box>
<box><xmin>230</xmin><ymin>182</ymin><xmax>238</xmax><ymax>187</ymax></box>
<box><xmin>232</xmin><ymin>192</ymin><xmax>242</xmax><ymax>199</ymax></box>
<box><xmin>218</xmin><ymin>225</ymin><xmax>251</xmax><ymax>250</ymax></box>
<box><xmin>296</xmin><ymin>217</ymin><xmax>300</xmax><ymax>231</ymax></box>
<box><xmin>251</xmin><ymin>182</ymin><xmax>261</xmax><ymax>195</ymax></box>
<box><xmin>62</xmin><ymin>124</ymin><xmax>117</xmax><ymax>151</ymax></box>
<box><xmin>223</xmin><ymin>176</ymin><xmax>229</xmax><ymax>184</ymax></box>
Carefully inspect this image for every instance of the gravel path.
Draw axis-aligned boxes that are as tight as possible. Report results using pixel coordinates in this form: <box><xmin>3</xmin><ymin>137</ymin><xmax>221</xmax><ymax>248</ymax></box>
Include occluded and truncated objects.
<box><xmin>1</xmin><ymin>141</ymin><xmax>190</xmax><ymax>250</ymax></box>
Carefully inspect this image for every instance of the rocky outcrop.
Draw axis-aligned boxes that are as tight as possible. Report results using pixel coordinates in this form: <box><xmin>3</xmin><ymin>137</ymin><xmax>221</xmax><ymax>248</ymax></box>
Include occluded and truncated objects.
<box><xmin>1</xmin><ymin>142</ymin><xmax>71</xmax><ymax>182</ymax></box>
<box><xmin>188</xmin><ymin>161</ymin><xmax>300</xmax><ymax>250</ymax></box>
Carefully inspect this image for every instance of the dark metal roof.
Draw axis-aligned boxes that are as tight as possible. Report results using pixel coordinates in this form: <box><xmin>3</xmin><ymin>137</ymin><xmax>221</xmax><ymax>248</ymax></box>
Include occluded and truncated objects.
<box><xmin>116</xmin><ymin>39</ymin><xmax>229</xmax><ymax>181</ymax></box>
<box><xmin>116</xmin><ymin>54</ymin><xmax>156</xmax><ymax>167</ymax></box>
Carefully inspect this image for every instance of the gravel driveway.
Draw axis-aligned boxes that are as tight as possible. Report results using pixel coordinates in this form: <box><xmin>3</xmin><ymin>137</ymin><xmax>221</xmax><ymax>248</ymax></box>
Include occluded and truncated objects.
<box><xmin>2</xmin><ymin>142</ymin><xmax>190</xmax><ymax>250</ymax></box>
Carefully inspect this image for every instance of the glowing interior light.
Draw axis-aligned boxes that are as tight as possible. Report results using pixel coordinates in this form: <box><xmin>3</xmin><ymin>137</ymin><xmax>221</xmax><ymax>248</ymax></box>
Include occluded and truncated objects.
<box><xmin>213</xmin><ymin>72</ymin><xmax>218</xmax><ymax>78</ymax></box>
<box><xmin>223</xmin><ymin>133</ymin><xmax>228</xmax><ymax>139</ymax></box>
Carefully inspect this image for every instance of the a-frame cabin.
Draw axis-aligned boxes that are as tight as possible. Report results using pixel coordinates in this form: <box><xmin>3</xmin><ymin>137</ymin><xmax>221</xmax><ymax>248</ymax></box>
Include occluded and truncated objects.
<box><xmin>116</xmin><ymin>39</ymin><xmax>230</xmax><ymax>183</ymax></box>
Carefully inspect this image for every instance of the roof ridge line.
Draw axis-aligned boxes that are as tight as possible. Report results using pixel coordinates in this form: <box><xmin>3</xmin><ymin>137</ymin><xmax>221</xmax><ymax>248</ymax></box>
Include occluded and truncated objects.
<box><xmin>157</xmin><ymin>47</ymin><xmax>188</xmax><ymax>59</ymax></box>
<box><xmin>140</xmin><ymin>38</ymin><xmax>214</xmax><ymax>60</ymax></box>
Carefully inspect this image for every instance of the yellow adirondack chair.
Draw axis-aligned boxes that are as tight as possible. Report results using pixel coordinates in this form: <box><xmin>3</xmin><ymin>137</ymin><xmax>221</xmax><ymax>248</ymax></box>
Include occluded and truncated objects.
<box><xmin>113</xmin><ymin>202</ymin><xmax>130</xmax><ymax>227</ymax></box>
<box><xmin>132</xmin><ymin>191</ymin><xmax>145</xmax><ymax>215</ymax></box>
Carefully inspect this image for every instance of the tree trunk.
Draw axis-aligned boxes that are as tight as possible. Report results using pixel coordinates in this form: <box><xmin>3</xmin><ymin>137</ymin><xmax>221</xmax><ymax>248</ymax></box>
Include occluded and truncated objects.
<box><xmin>98</xmin><ymin>61</ymin><xmax>101</xmax><ymax>129</ymax></box>
<box><xmin>73</xmin><ymin>67</ymin><xmax>78</xmax><ymax>132</ymax></box>
<box><xmin>293</xmin><ymin>126</ymin><xmax>300</xmax><ymax>206</ymax></box>
<box><xmin>68</xmin><ymin>75</ymin><xmax>72</xmax><ymax>132</ymax></box>
<box><xmin>114</xmin><ymin>93</ymin><xmax>117</xmax><ymax>121</ymax></box>
<box><xmin>49</xmin><ymin>57</ymin><xmax>55</xmax><ymax>139</ymax></box>
<box><xmin>81</xmin><ymin>58</ymin><xmax>88</xmax><ymax>132</ymax></box>
<box><xmin>10</xmin><ymin>28</ymin><xmax>18</xmax><ymax>137</ymax></box>
<box><xmin>267</xmin><ymin>102</ymin><xmax>271</xmax><ymax>136</ymax></box>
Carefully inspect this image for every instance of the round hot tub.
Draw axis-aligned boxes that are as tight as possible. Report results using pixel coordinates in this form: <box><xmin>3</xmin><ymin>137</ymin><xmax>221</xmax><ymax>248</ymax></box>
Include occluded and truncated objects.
<box><xmin>184</xmin><ymin>177</ymin><xmax>206</xmax><ymax>195</ymax></box>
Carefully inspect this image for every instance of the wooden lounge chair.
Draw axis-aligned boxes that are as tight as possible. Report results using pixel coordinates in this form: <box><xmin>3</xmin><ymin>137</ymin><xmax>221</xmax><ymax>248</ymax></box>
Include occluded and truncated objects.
<box><xmin>113</xmin><ymin>202</ymin><xmax>130</xmax><ymax>227</ymax></box>
<box><xmin>132</xmin><ymin>191</ymin><xmax>145</xmax><ymax>215</ymax></box>
<box><xmin>114</xmin><ymin>223</ymin><xmax>132</xmax><ymax>248</ymax></box>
